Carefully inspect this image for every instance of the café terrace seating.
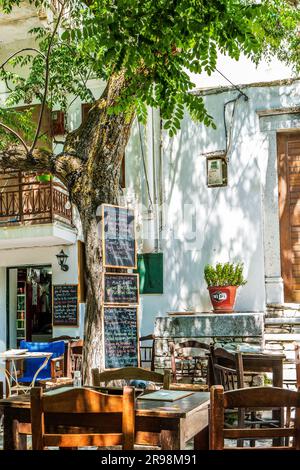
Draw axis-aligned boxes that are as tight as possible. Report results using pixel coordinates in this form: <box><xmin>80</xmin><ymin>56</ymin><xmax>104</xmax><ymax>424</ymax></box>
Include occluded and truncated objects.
<box><xmin>30</xmin><ymin>386</ymin><xmax>135</xmax><ymax>450</ymax></box>
<box><xmin>2</xmin><ymin>341</ymin><xmax>300</xmax><ymax>451</ymax></box>
<box><xmin>209</xmin><ymin>345</ymin><xmax>283</xmax><ymax>446</ymax></box>
<box><xmin>169</xmin><ymin>340</ymin><xmax>210</xmax><ymax>385</ymax></box>
<box><xmin>209</xmin><ymin>385</ymin><xmax>300</xmax><ymax>449</ymax></box>
<box><xmin>17</xmin><ymin>340</ymin><xmax>65</xmax><ymax>384</ymax></box>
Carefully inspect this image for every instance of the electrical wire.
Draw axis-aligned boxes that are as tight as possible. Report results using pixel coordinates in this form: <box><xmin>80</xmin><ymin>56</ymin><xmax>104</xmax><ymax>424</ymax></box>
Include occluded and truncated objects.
<box><xmin>138</xmin><ymin>119</ymin><xmax>153</xmax><ymax>209</ymax></box>
<box><xmin>224</xmin><ymin>96</ymin><xmax>239</xmax><ymax>156</ymax></box>
<box><xmin>216</xmin><ymin>68</ymin><xmax>249</xmax><ymax>102</ymax></box>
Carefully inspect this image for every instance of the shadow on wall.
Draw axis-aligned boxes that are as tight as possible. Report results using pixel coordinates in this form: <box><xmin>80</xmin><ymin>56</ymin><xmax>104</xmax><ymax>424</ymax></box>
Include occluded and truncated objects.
<box><xmin>161</xmin><ymin>90</ymin><xmax>267</xmax><ymax>313</ymax></box>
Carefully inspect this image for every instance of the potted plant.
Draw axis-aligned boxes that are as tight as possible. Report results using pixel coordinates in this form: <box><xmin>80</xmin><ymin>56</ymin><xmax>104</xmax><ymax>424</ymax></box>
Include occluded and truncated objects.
<box><xmin>204</xmin><ymin>262</ymin><xmax>247</xmax><ymax>313</ymax></box>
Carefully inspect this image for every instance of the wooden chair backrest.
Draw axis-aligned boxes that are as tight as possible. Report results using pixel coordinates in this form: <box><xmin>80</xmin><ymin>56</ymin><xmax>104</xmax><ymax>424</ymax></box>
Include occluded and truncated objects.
<box><xmin>210</xmin><ymin>346</ymin><xmax>245</xmax><ymax>390</ymax></box>
<box><xmin>139</xmin><ymin>334</ymin><xmax>155</xmax><ymax>371</ymax></box>
<box><xmin>295</xmin><ymin>343</ymin><xmax>300</xmax><ymax>389</ymax></box>
<box><xmin>70</xmin><ymin>339</ymin><xmax>83</xmax><ymax>376</ymax></box>
<box><xmin>30</xmin><ymin>386</ymin><xmax>135</xmax><ymax>450</ymax></box>
<box><xmin>49</xmin><ymin>336</ymin><xmax>80</xmax><ymax>377</ymax></box>
<box><xmin>210</xmin><ymin>385</ymin><xmax>300</xmax><ymax>449</ymax></box>
<box><xmin>92</xmin><ymin>366</ymin><xmax>171</xmax><ymax>389</ymax></box>
<box><xmin>169</xmin><ymin>340</ymin><xmax>210</xmax><ymax>382</ymax></box>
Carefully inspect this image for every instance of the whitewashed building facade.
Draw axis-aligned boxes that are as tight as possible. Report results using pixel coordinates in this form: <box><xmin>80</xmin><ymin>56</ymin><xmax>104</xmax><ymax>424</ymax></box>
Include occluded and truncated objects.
<box><xmin>0</xmin><ymin>4</ymin><xmax>299</xmax><ymax>381</ymax></box>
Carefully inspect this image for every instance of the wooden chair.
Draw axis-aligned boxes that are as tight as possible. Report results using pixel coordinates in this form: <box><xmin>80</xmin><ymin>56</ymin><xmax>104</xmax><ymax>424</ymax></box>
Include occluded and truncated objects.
<box><xmin>209</xmin><ymin>346</ymin><xmax>282</xmax><ymax>446</ymax></box>
<box><xmin>70</xmin><ymin>339</ymin><xmax>83</xmax><ymax>377</ymax></box>
<box><xmin>285</xmin><ymin>343</ymin><xmax>300</xmax><ymax>444</ymax></box>
<box><xmin>169</xmin><ymin>340</ymin><xmax>210</xmax><ymax>385</ymax></box>
<box><xmin>210</xmin><ymin>385</ymin><xmax>300</xmax><ymax>449</ymax></box>
<box><xmin>139</xmin><ymin>334</ymin><xmax>155</xmax><ymax>371</ymax></box>
<box><xmin>210</xmin><ymin>346</ymin><xmax>246</xmax><ymax>446</ymax></box>
<box><xmin>49</xmin><ymin>336</ymin><xmax>81</xmax><ymax>377</ymax></box>
<box><xmin>30</xmin><ymin>386</ymin><xmax>135</xmax><ymax>450</ymax></box>
<box><xmin>209</xmin><ymin>346</ymin><xmax>245</xmax><ymax>390</ymax></box>
<box><xmin>92</xmin><ymin>366</ymin><xmax>171</xmax><ymax>390</ymax></box>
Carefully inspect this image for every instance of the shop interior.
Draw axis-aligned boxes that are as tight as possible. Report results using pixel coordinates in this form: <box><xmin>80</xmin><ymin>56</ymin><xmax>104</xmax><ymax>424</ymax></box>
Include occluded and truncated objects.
<box><xmin>8</xmin><ymin>266</ymin><xmax>52</xmax><ymax>348</ymax></box>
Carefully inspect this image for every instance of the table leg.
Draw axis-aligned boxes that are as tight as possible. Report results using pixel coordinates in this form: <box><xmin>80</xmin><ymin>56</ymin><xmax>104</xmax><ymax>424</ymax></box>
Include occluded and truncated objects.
<box><xmin>3</xmin><ymin>413</ymin><xmax>17</xmax><ymax>450</ymax></box>
<box><xmin>194</xmin><ymin>425</ymin><xmax>209</xmax><ymax>450</ymax></box>
<box><xmin>207</xmin><ymin>356</ymin><xmax>214</xmax><ymax>388</ymax></box>
<box><xmin>161</xmin><ymin>419</ymin><xmax>185</xmax><ymax>450</ymax></box>
<box><xmin>4</xmin><ymin>360</ymin><xmax>11</xmax><ymax>398</ymax></box>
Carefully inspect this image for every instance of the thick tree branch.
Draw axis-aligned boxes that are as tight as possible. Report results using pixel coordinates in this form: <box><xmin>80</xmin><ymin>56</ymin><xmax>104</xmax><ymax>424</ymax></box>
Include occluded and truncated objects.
<box><xmin>0</xmin><ymin>144</ymin><xmax>84</xmax><ymax>188</ymax></box>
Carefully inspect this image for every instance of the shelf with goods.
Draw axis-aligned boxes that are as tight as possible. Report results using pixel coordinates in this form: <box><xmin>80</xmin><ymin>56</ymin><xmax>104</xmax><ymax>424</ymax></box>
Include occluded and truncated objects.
<box><xmin>16</xmin><ymin>280</ymin><xmax>26</xmax><ymax>347</ymax></box>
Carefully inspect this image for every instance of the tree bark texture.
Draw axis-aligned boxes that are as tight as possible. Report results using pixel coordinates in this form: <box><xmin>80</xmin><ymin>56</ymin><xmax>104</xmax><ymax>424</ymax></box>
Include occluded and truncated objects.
<box><xmin>0</xmin><ymin>72</ymin><xmax>135</xmax><ymax>385</ymax></box>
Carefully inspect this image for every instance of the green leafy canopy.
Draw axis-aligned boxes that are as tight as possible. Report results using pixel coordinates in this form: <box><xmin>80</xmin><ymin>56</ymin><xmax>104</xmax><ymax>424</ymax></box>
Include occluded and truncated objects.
<box><xmin>0</xmin><ymin>0</ymin><xmax>300</xmax><ymax>138</ymax></box>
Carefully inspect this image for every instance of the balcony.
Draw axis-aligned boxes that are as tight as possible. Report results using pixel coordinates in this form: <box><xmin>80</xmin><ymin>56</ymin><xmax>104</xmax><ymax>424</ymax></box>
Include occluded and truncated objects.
<box><xmin>0</xmin><ymin>171</ymin><xmax>76</xmax><ymax>249</ymax></box>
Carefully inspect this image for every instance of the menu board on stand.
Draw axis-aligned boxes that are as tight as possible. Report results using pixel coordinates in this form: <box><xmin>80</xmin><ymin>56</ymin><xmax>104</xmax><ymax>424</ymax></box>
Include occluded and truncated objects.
<box><xmin>102</xmin><ymin>204</ymin><xmax>137</xmax><ymax>269</ymax></box>
<box><xmin>101</xmin><ymin>204</ymin><xmax>139</xmax><ymax>369</ymax></box>
<box><xmin>102</xmin><ymin>306</ymin><xmax>139</xmax><ymax>368</ymax></box>
<box><xmin>104</xmin><ymin>273</ymin><xmax>139</xmax><ymax>305</ymax></box>
<box><xmin>52</xmin><ymin>284</ymin><xmax>79</xmax><ymax>326</ymax></box>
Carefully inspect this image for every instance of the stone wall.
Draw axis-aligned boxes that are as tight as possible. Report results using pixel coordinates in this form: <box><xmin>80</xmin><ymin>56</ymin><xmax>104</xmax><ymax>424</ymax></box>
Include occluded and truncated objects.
<box><xmin>264</xmin><ymin>304</ymin><xmax>300</xmax><ymax>386</ymax></box>
<box><xmin>154</xmin><ymin>313</ymin><xmax>264</xmax><ymax>370</ymax></box>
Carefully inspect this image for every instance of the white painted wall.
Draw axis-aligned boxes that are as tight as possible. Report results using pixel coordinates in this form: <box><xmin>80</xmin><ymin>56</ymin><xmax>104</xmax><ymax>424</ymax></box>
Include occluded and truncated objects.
<box><xmin>126</xmin><ymin>80</ymin><xmax>300</xmax><ymax>336</ymax></box>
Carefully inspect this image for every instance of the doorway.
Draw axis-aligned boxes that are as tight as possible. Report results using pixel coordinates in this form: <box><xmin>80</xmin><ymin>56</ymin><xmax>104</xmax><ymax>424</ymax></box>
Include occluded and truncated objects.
<box><xmin>277</xmin><ymin>132</ymin><xmax>300</xmax><ymax>302</ymax></box>
<box><xmin>7</xmin><ymin>265</ymin><xmax>52</xmax><ymax>348</ymax></box>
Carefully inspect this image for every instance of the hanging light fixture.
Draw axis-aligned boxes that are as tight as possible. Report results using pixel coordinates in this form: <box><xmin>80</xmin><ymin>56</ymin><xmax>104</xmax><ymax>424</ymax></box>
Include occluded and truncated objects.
<box><xmin>56</xmin><ymin>249</ymin><xmax>69</xmax><ymax>271</ymax></box>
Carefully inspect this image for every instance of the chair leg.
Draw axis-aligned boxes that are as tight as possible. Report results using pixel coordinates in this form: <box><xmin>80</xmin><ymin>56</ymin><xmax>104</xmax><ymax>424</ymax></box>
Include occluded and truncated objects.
<box><xmin>285</xmin><ymin>407</ymin><xmax>292</xmax><ymax>447</ymax></box>
<box><xmin>250</xmin><ymin>411</ymin><xmax>256</xmax><ymax>447</ymax></box>
<box><xmin>237</xmin><ymin>408</ymin><xmax>245</xmax><ymax>447</ymax></box>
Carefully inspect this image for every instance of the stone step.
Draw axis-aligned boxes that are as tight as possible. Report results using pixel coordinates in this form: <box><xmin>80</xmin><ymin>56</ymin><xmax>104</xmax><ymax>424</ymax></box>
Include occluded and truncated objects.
<box><xmin>265</xmin><ymin>317</ymin><xmax>300</xmax><ymax>325</ymax></box>
<box><xmin>266</xmin><ymin>304</ymin><xmax>300</xmax><ymax>318</ymax></box>
<box><xmin>264</xmin><ymin>334</ymin><xmax>300</xmax><ymax>342</ymax></box>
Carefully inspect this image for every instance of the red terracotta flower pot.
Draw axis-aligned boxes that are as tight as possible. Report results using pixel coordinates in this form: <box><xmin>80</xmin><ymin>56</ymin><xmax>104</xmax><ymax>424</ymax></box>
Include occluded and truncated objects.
<box><xmin>208</xmin><ymin>286</ymin><xmax>238</xmax><ymax>313</ymax></box>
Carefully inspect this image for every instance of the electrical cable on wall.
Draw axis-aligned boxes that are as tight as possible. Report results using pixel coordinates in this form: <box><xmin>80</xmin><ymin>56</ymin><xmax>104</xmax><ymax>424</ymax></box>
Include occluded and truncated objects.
<box><xmin>224</xmin><ymin>95</ymin><xmax>240</xmax><ymax>158</ymax></box>
<box><xmin>138</xmin><ymin>119</ymin><xmax>153</xmax><ymax>210</ymax></box>
<box><xmin>216</xmin><ymin>69</ymin><xmax>250</xmax><ymax>160</ymax></box>
<box><xmin>216</xmin><ymin>68</ymin><xmax>249</xmax><ymax>102</ymax></box>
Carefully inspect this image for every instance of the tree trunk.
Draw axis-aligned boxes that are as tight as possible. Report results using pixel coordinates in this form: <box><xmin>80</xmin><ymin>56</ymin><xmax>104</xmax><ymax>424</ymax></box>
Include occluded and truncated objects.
<box><xmin>71</xmin><ymin>73</ymin><xmax>135</xmax><ymax>385</ymax></box>
<box><xmin>81</xmin><ymin>214</ymin><xmax>107</xmax><ymax>385</ymax></box>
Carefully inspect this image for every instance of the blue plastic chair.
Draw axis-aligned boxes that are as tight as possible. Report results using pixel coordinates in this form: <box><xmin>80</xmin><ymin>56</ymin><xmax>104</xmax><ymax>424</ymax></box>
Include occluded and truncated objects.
<box><xmin>18</xmin><ymin>341</ymin><xmax>65</xmax><ymax>383</ymax></box>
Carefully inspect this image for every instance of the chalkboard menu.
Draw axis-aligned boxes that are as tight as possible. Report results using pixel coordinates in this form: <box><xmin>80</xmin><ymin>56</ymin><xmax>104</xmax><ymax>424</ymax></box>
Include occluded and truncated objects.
<box><xmin>104</xmin><ymin>273</ymin><xmax>139</xmax><ymax>305</ymax></box>
<box><xmin>102</xmin><ymin>204</ymin><xmax>136</xmax><ymax>268</ymax></box>
<box><xmin>53</xmin><ymin>284</ymin><xmax>78</xmax><ymax>326</ymax></box>
<box><xmin>103</xmin><ymin>306</ymin><xmax>138</xmax><ymax>368</ymax></box>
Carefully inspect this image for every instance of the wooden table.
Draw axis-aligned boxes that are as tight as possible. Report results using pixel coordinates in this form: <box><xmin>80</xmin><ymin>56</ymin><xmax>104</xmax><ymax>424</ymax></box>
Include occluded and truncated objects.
<box><xmin>208</xmin><ymin>349</ymin><xmax>285</xmax><ymax>446</ymax></box>
<box><xmin>0</xmin><ymin>351</ymin><xmax>52</xmax><ymax>397</ymax></box>
<box><xmin>208</xmin><ymin>350</ymin><xmax>285</xmax><ymax>387</ymax></box>
<box><xmin>0</xmin><ymin>389</ymin><xmax>210</xmax><ymax>450</ymax></box>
